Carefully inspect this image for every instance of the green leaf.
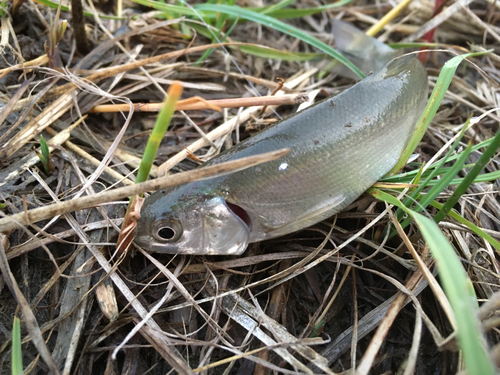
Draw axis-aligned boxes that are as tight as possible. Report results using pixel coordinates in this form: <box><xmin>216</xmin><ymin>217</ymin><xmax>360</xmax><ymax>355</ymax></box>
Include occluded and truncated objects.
<box><xmin>132</xmin><ymin>0</ymin><xmax>364</xmax><ymax>78</ymax></box>
<box><xmin>409</xmin><ymin>212</ymin><xmax>494</xmax><ymax>375</ymax></box>
<box><xmin>195</xmin><ymin>13</ymin><xmax>239</xmax><ymax>66</ymax></box>
<box><xmin>256</xmin><ymin>0</ymin><xmax>353</xmax><ymax>18</ymax></box>
<box><xmin>187</xmin><ymin>22</ymin><xmax>322</xmax><ymax>61</ymax></box>
<box><xmin>394</xmin><ymin>140</ymin><xmax>472</xmax><ymax>237</ymax></box>
<box><xmin>387</xmin><ymin>42</ymin><xmax>444</xmax><ymax>49</ymax></box>
<box><xmin>370</xmin><ymin>189</ymin><xmax>495</xmax><ymax>375</ymax></box>
<box><xmin>194</xmin><ymin>4</ymin><xmax>363</xmax><ymax>78</ymax></box>
<box><xmin>33</xmin><ymin>0</ymin><xmax>124</xmax><ymax>19</ymax></box>
<box><xmin>12</xmin><ymin>317</ymin><xmax>22</xmax><ymax>375</ymax></box>
<box><xmin>136</xmin><ymin>83</ymin><xmax>182</xmax><ymax>185</ymax></box>
<box><xmin>434</xmin><ymin>128</ymin><xmax>500</xmax><ymax>223</ymax></box>
<box><xmin>381</xmin><ymin>136</ymin><xmax>497</xmax><ymax>184</ymax></box>
<box><xmin>429</xmin><ymin>200</ymin><xmax>500</xmax><ymax>252</ymax></box>
<box><xmin>40</xmin><ymin>135</ymin><xmax>50</xmax><ymax>161</ymax></box>
<box><xmin>38</xmin><ymin>135</ymin><xmax>52</xmax><ymax>175</ymax></box>
<box><xmin>236</xmin><ymin>45</ymin><xmax>322</xmax><ymax>61</ymax></box>
<box><xmin>259</xmin><ymin>0</ymin><xmax>295</xmax><ymax>15</ymax></box>
<box><xmin>387</xmin><ymin>50</ymin><xmax>493</xmax><ymax>175</ymax></box>
<box><xmin>132</xmin><ymin>0</ymin><xmax>206</xmax><ymax>17</ymax></box>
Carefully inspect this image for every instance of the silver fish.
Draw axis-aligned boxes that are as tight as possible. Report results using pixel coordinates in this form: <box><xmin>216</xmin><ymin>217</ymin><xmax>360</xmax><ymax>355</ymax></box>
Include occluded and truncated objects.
<box><xmin>135</xmin><ymin>56</ymin><xmax>428</xmax><ymax>255</ymax></box>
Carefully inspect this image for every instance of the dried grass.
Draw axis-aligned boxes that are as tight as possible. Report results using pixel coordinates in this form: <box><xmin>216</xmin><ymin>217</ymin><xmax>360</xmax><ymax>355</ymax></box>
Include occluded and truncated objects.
<box><xmin>0</xmin><ymin>0</ymin><xmax>499</xmax><ymax>374</ymax></box>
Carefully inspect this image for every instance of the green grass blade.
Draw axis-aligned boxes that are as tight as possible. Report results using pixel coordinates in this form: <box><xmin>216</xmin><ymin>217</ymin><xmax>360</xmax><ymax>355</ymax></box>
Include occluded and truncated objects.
<box><xmin>383</xmin><ymin>137</ymin><xmax>495</xmax><ymax>185</ymax></box>
<box><xmin>40</xmin><ymin>134</ymin><xmax>50</xmax><ymax>162</ymax></box>
<box><xmin>429</xmin><ymin>200</ymin><xmax>500</xmax><ymax>252</ymax></box>
<box><xmin>236</xmin><ymin>45</ymin><xmax>322</xmax><ymax>61</ymax></box>
<box><xmin>37</xmin><ymin>135</ymin><xmax>53</xmax><ymax>175</ymax></box>
<box><xmin>33</xmin><ymin>0</ymin><xmax>124</xmax><ymax>19</ymax></box>
<box><xmin>195</xmin><ymin>14</ymin><xmax>239</xmax><ymax>66</ymax></box>
<box><xmin>12</xmin><ymin>317</ymin><xmax>22</xmax><ymax>375</ymax></box>
<box><xmin>382</xmin><ymin>168</ymin><xmax>500</xmax><ymax>187</ymax></box>
<box><xmin>189</xmin><ymin>3</ymin><xmax>365</xmax><ymax>78</ymax></box>
<box><xmin>133</xmin><ymin>0</ymin><xmax>202</xmax><ymax>16</ymax></box>
<box><xmin>434</xmin><ymin>128</ymin><xmax>500</xmax><ymax>223</ymax></box>
<box><xmin>260</xmin><ymin>0</ymin><xmax>295</xmax><ymax>15</ymax></box>
<box><xmin>138</xmin><ymin>0</ymin><xmax>352</xmax><ymax>19</ymax></box>
<box><xmin>387</xmin><ymin>42</ymin><xmax>444</xmax><ymax>49</ymax></box>
<box><xmin>405</xmin><ymin>119</ymin><xmax>470</xmax><ymax>207</ymax></box>
<box><xmin>419</xmin><ymin>141</ymin><xmax>472</xmax><ymax>209</ymax></box>
<box><xmin>446</xmin><ymin>170</ymin><xmax>500</xmax><ymax>185</ymax></box>
<box><xmin>408</xmin><ymin>212</ymin><xmax>494</xmax><ymax>375</ymax></box>
<box><xmin>391</xmin><ymin>120</ymin><xmax>469</xmax><ymax>230</ymax></box>
<box><xmin>136</xmin><ymin>82</ymin><xmax>182</xmax><ymax>185</ymax></box>
<box><xmin>394</xmin><ymin>141</ymin><xmax>472</xmax><ymax>235</ymax></box>
<box><xmin>257</xmin><ymin>0</ymin><xmax>353</xmax><ymax>18</ymax></box>
<box><xmin>387</xmin><ymin>50</ymin><xmax>492</xmax><ymax>175</ymax></box>
<box><xmin>370</xmin><ymin>189</ymin><xmax>495</xmax><ymax>375</ymax></box>
<box><xmin>186</xmin><ymin>22</ymin><xmax>322</xmax><ymax>61</ymax></box>
<box><xmin>132</xmin><ymin>0</ymin><xmax>359</xmax><ymax>75</ymax></box>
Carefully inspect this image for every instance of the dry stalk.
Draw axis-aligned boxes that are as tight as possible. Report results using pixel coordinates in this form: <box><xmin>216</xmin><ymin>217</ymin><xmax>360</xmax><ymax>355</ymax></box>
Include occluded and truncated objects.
<box><xmin>0</xmin><ymin>149</ymin><xmax>288</xmax><ymax>232</ymax></box>
<box><xmin>43</xmin><ymin>42</ymin><xmax>279</xmax><ymax>101</ymax></box>
<box><xmin>0</xmin><ymin>92</ymin><xmax>74</xmax><ymax>159</ymax></box>
<box><xmin>0</xmin><ymin>54</ymin><xmax>49</xmax><ymax>79</ymax></box>
<box><xmin>89</xmin><ymin>93</ymin><xmax>308</xmax><ymax>113</ymax></box>
<box><xmin>44</xmin><ymin>126</ymin><xmax>136</xmax><ymax>186</ymax></box>
<box><xmin>157</xmin><ymin>68</ymin><xmax>318</xmax><ymax>176</ymax></box>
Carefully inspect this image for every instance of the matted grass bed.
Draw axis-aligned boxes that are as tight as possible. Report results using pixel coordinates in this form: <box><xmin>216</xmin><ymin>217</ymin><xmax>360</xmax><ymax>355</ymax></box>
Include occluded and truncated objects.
<box><xmin>0</xmin><ymin>0</ymin><xmax>499</xmax><ymax>374</ymax></box>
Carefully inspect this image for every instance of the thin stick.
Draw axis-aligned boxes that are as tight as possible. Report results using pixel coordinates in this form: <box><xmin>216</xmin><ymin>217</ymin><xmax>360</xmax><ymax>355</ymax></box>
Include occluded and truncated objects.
<box><xmin>0</xmin><ymin>149</ymin><xmax>289</xmax><ymax>232</ymax></box>
<box><xmin>365</xmin><ymin>0</ymin><xmax>415</xmax><ymax>36</ymax></box>
<box><xmin>0</xmin><ymin>54</ymin><xmax>49</xmax><ymax>79</ymax></box>
<box><xmin>89</xmin><ymin>93</ymin><xmax>308</xmax><ymax>113</ymax></box>
<box><xmin>43</xmin><ymin>42</ymin><xmax>270</xmax><ymax>100</ymax></box>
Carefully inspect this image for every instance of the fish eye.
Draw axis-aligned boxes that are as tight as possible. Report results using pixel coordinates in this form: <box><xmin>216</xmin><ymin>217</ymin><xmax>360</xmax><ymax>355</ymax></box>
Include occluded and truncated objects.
<box><xmin>157</xmin><ymin>227</ymin><xmax>175</xmax><ymax>240</ymax></box>
<box><xmin>153</xmin><ymin>220</ymin><xmax>182</xmax><ymax>242</ymax></box>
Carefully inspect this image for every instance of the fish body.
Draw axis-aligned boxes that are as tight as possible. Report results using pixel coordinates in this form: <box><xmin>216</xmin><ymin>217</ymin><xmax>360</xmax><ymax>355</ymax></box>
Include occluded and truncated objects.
<box><xmin>135</xmin><ymin>56</ymin><xmax>428</xmax><ymax>255</ymax></box>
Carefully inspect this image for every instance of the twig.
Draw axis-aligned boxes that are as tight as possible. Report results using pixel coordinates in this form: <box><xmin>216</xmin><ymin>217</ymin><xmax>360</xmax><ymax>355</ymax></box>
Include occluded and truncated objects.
<box><xmin>43</xmin><ymin>42</ymin><xmax>282</xmax><ymax>101</ymax></box>
<box><xmin>89</xmin><ymin>93</ymin><xmax>308</xmax><ymax>113</ymax></box>
<box><xmin>0</xmin><ymin>149</ymin><xmax>289</xmax><ymax>232</ymax></box>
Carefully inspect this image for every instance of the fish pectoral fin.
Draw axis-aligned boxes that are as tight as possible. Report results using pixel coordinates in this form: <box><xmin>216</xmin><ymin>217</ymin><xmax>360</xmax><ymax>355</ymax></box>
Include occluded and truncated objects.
<box><xmin>269</xmin><ymin>195</ymin><xmax>346</xmax><ymax>238</ymax></box>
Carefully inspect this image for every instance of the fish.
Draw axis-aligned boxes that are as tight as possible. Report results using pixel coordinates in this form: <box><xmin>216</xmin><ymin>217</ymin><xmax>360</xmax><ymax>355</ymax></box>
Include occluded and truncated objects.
<box><xmin>134</xmin><ymin>55</ymin><xmax>428</xmax><ymax>255</ymax></box>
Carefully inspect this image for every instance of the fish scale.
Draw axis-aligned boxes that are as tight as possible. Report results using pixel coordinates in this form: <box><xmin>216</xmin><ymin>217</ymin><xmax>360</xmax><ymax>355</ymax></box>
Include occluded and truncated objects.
<box><xmin>135</xmin><ymin>55</ymin><xmax>428</xmax><ymax>255</ymax></box>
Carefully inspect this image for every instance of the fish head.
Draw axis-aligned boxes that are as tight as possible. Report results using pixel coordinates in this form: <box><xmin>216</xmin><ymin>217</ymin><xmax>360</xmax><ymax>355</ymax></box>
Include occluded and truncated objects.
<box><xmin>135</xmin><ymin>184</ymin><xmax>250</xmax><ymax>255</ymax></box>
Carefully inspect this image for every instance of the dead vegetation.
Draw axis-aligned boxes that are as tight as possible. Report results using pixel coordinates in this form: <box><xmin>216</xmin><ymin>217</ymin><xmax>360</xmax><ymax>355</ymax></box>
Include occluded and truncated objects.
<box><xmin>0</xmin><ymin>0</ymin><xmax>500</xmax><ymax>374</ymax></box>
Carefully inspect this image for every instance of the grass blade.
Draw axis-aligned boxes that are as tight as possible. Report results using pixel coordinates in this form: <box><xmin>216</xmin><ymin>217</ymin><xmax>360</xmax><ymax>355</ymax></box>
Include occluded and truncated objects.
<box><xmin>403</xmin><ymin>118</ymin><xmax>470</xmax><ymax>209</ymax></box>
<box><xmin>12</xmin><ymin>317</ymin><xmax>22</xmax><ymax>375</ymax></box>
<box><xmin>259</xmin><ymin>0</ymin><xmax>295</xmax><ymax>15</ymax></box>
<box><xmin>132</xmin><ymin>0</ymin><xmax>364</xmax><ymax>78</ymax></box>
<box><xmin>257</xmin><ymin>0</ymin><xmax>353</xmax><ymax>18</ymax></box>
<box><xmin>136</xmin><ymin>82</ymin><xmax>183</xmax><ymax>184</ymax></box>
<box><xmin>387</xmin><ymin>50</ymin><xmax>492</xmax><ymax>175</ymax></box>
<box><xmin>434</xmin><ymin>128</ymin><xmax>500</xmax><ymax>223</ymax></box>
<box><xmin>195</xmin><ymin>14</ymin><xmax>239</xmax><ymax>66</ymax></box>
<box><xmin>408</xmin><ymin>212</ymin><xmax>494</xmax><ymax>375</ymax></box>
<box><xmin>370</xmin><ymin>189</ymin><xmax>495</xmax><ymax>375</ymax></box>
<box><xmin>393</xmin><ymin>141</ymin><xmax>472</xmax><ymax>236</ymax></box>
<box><xmin>420</xmin><ymin>141</ymin><xmax>472</xmax><ymax>209</ymax></box>
<box><xmin>193</xmin><ymin>3</ymin><xmax>364</xmax><ymax>78</ymax></box>
<box><xmin>236</xmin><ymin>45</ymin><xmax>322</xmax><ymax>61</ymax></box>
<box><xmin>429</xmin><ymin>200</ymin><xmax>500</xmax><ymax>252</ymax></box>
<box><xmin>33</xmin><ymin>0</ymin><xmax>124</xmax><ymax>19</ymax></box>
